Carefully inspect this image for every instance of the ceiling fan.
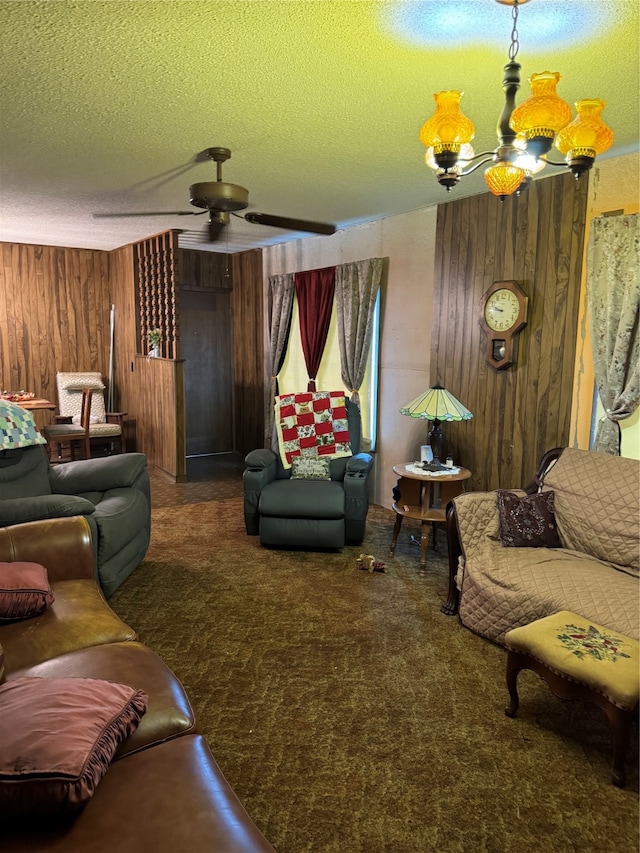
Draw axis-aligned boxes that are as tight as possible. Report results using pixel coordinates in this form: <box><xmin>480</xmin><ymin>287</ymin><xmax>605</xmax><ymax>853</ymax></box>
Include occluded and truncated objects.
<box><xmin>94</xmin><ymin>147</ymin><xmax>337</xmax><ymax>242</ymax></box>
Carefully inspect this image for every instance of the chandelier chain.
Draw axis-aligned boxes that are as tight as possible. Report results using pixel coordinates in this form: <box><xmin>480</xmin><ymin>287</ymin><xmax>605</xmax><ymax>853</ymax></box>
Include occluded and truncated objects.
<box><xmin>508</xmin><ymin>0</ymin><xmax>520</xmax><ymax>61</ymax></box>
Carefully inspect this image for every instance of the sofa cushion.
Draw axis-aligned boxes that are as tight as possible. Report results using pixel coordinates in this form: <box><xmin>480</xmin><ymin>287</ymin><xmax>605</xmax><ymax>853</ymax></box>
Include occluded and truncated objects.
<box><xmin>497</xmin><ymin>490</ymin><xmax>562</xmax><ymax>548</ymax></box>
<box><xmin>0</xmin><ymin>444</ymin><xmax>52</xmax><ymax>498</ymax></box>
<box><xmin>458</xmin><ymin>540</ymin><xmax>640</xmax><ymax>646</ymax></box>
<box><xmin>1</xmin><ymin>735</ymin><xmax>278</xmax><ymax>853</ymax></box>
<box><xmin>0</xmin><ymin>562</ymin><xmax>54</xmax><ymax>621</ymax></box>
<box><xmin>0</xmin><ymin>676</ymin><xmax>147</xmax><ymax>817</ymax></box>
<box><xmin>8</xmin><ymin>642</ymin><xmax>197</xmax><ymax>759</ymax></box>
<box><xmin>259</xmin><ymin>479</ymin><xmax>345</xmax><ymax>519</ymax></box>
<box><xmin>541</xmin><ymin>447</ymin><xmax>640</xmax><ymax>575</ymax></box>
<box><xmin>0</xmin><ymin>494</ymin><xmax>95</xmax><ymax>527</ymax></box>
<box><xmin>0</xmin><ymin>579</ymin><xmax>137</xmax><ymax>675</ymax></box>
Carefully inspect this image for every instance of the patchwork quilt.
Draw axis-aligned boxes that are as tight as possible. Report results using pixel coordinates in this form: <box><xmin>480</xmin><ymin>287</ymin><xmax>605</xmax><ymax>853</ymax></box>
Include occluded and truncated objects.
<box><xmin>275</xmin><ymin>391</ymin><xmax>352</xmax><ymax>469</ymax></box>
<box><xmin>0</xmin><ymin>400</ymin><xmax>47</xmax><ymax>451</ymax></box>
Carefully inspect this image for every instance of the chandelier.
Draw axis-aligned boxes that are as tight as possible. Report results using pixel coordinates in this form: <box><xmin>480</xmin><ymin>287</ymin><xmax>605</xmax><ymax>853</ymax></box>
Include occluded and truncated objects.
<box><xmin>419</xmin><ymin>0</ymin><xmax>614</xmax><ymax>200</ymax></box>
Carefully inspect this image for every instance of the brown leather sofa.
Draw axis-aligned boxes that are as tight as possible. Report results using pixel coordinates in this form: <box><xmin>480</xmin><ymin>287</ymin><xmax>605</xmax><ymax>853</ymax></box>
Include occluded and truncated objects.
<box><xmin>0</xmin><ymin>516</ymin><xmax>277</xmax><ymax>853</ymax></box>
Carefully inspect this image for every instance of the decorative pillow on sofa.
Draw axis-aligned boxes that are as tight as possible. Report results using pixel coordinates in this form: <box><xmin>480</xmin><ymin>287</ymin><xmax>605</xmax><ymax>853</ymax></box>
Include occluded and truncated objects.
<box><xmin>0</xmin><ymin>676</ymin><xmax>148</xmax><ymax>817</ymax></box>
<box><xmin>0</xmin><ymin>562</ymin><xmax>54</xmax><ymax>621</ymax></box>
<box><xmin>0</xmin><ymin>401</ymin><xmax>47</xmax><ymax>451</ymax></box>
<box><xmin>497</xmin><ymin>490</ymin><xmax>563</xmax><ymax>548</ymax></box>
<box><xmin>291</xmin><ymin>456</ymin><xmax>331</xmax><ymax>480</ymax></box>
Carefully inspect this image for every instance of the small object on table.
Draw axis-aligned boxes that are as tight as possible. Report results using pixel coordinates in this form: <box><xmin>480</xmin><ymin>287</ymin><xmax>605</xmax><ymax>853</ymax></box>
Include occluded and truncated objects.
<box><xmin>388</xmin><ymin>463</ymin><xmax>471</xmax><ymax>574</ymax></box>
<box><xmin>1</xmin><ymin>391</ymin><xmax>35</xmax><ymax>403</ymax></box>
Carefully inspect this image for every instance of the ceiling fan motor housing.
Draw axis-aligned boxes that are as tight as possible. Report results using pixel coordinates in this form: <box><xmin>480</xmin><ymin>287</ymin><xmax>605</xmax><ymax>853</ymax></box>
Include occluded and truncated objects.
<box><xmin>189</xmin><ymin>181</ymin><xmax>249</xmax><ymax>212</ymax></box>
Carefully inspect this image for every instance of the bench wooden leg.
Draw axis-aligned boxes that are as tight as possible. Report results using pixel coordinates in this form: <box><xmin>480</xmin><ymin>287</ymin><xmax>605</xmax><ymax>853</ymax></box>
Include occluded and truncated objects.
<box><xmin>504</xmin><ymin>650</ymin><xmax>638</xmax><ymax>787</ymax></box>
<box><xmin>505</xmin><ymin>650</ymin><xmax>523</xmax><ymax>717</ymax></box>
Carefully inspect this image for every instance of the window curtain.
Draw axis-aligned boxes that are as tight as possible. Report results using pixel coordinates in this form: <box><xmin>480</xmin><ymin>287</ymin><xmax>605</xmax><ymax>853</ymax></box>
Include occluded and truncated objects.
<box><xmin>266</xmin><ymin>273</ymin><xmax>295</xmax><ymax>444</ymax></box>
<box><xmin>587</xmin><ymin>213</ymin><xmax>640</xmax><ymax>455</ymax></box>
<box><xmin>295</xmin><ymin>267</ymin><xmax>336</xmax><ymax>392</ymax></box>
<box><xmin>335</xmin><ymin>258</ymin><xmax>383</xmax><ymax>408</ymax></box>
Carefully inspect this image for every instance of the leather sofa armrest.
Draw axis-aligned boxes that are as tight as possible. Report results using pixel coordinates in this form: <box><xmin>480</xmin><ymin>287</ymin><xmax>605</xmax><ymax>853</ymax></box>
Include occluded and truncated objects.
<box><xmin>243</xmin><ymin>450</ymin><xmax>278</xmax><ymax>535</ymax></box>
<box><xmin>243</xmin><ymin>449</ymin><xmax>278</xmax><ymax>490</ymax></box>
<box><xmin>346</xmin><ymin>452</ymin><xmax>374</xmax><ymax>475</ymax></box>
<box><xmin>0</xmin><ymin>516</ymin><xmax>95</xmax><ymax>581</ymax></box>
<box><xmin>49</xmin><ymin>453</ymin><xmax>148</xmax><ymax>494</ymax></box>
<box><xmin>245</xmin><ymin>448</ymin><xmax>278</xmax><ymax>469</ymax></box>
<box><xmin>0</xmin><ymin>494</ymin><xmax>95</xmax><ymax>526</ymax></box>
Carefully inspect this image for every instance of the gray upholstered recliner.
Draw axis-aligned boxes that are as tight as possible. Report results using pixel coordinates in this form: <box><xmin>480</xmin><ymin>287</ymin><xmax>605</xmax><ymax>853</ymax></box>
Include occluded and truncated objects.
<box><xmin>243</xmin><ymin>399</ymin><xmax>374</xmax><ymax>548</ymax></box>
<box><xmin>0</xmin><ymin>444</ymin><xmax>150</xmax><ymax>597</ymax></box>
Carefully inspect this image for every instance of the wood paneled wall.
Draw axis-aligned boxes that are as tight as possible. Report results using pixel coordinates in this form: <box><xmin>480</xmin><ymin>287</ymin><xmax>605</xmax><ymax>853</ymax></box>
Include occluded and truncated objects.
<box><xmin>431</xmin><ymin>171</ymin><xmax>589</xmax><ymax>491</ymax></box>
<box><xmin>231</xmin><ymin>249</ymin><xmax>264</xmax><ymax>455</ymax></box>
<box><xmin>0</xmin><ymin>235</ymin><xmax>263</xmax><ymax>480</ymax></box>
<box><xmin>0</xmin><ymin>242</ymin><xmax>112</xmax><ymax>430</ymax></box>
<box><xmin>180</xmin><ymin>249</ymin><xmax>232</xmax><ymax>292</ymax></box>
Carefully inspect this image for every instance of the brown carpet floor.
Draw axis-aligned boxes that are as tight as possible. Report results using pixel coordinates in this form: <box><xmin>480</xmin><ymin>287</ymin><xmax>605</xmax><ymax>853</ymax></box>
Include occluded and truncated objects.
<box><xmin>109</xmin><ymin>469</ymin><xmax>639</xmax><ymax>853</ymax></box>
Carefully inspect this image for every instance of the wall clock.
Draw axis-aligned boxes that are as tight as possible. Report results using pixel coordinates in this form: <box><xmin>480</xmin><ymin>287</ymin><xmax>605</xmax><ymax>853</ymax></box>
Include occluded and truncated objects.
<box><xmin>480</xmin><ymin>281</ymin><xmax>528</xmax><ymax>370</ymax></box>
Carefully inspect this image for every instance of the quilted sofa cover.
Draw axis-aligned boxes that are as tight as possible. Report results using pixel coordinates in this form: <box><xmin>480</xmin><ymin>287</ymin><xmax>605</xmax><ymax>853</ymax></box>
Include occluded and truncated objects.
<box><xmin>452</xmin><ymin>448</ymin><xmax>639</xmax><ymax>646</ymax></box>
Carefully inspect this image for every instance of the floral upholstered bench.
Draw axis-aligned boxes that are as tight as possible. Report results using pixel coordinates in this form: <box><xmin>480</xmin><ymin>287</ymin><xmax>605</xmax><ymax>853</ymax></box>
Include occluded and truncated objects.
<box><xmin>504</xmin><ymin>611</ymin><xmax>639</xmax><ymax>787</ymax></box>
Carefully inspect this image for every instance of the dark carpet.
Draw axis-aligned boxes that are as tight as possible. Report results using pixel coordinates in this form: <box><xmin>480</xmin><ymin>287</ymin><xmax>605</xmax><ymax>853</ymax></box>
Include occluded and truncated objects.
<box><xmin>110</xmin><ymin>496</ymin><xmax>639</xmax><ymax>853</ymax></box>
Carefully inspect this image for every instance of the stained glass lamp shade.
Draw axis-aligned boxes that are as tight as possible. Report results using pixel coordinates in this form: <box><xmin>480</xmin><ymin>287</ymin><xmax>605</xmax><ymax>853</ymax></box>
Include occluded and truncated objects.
<box><xmin>400</xmin><ymin>384</ymin><xmax>473</xmax><ymax>461</ymax></box>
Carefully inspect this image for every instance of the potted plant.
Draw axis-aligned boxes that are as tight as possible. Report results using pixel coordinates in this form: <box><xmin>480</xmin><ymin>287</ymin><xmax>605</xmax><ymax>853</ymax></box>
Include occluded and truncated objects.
<box><xmin>147</xmin><ymin>328</ymin><xmax>161</xmax><ymax>358</ymax></box>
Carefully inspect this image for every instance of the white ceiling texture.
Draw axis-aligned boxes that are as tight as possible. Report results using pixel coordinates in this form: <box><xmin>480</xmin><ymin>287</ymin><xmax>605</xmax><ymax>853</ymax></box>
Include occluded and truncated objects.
<box><xmin>1</xmin><ymin>1</ymin><xmax>638</xmax><ymax>254</ymax></box>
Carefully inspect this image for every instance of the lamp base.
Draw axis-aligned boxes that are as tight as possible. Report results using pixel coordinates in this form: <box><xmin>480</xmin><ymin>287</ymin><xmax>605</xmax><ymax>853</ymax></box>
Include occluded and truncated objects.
<box><xmin>428</xmin><ymin>420</ymin><xmax>444</xmax><ymax>463</ymax></box>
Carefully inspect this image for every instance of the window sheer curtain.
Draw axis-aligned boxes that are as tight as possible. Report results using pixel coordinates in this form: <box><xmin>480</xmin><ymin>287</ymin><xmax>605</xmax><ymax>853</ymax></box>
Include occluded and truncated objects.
<box><xmin>335</xmin><ymin>258</ymin><xmax>383</xmax><ymax>408</ymax></box>
<box><xmin>587</xmin><ymin>213</ymin><xmax>640</xmax><ymax>455</ymax></box>
<box><xmin>295</xmin><ymin>267</ymin><xmax>336</xmax><ymax>392</ymax></box>
<box><xmin>266</xmin><ymin>273</ymin><xmax>295</xmax><ymax>445</ymax></box>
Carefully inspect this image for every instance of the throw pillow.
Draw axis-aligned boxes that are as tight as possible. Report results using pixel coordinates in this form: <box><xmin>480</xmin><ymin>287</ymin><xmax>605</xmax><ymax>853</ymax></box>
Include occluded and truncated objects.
<box><xmin>0</xmin><ymin>401</ymin><xmax>47</xmax><ymax>451</ymax></box>
<box><xmin>0</xmin><ymin>676</ymin><xmax>148</xmax><ymax>817</ymax></box>
<box><xmin>58</xmin><ymin>374</ymin><xmax>105</xmax><ymax>391</ymax></box>
<box><xmin>497</xmin><ymin>490</ymin><xmax>563</xmax><ymax>548</ymax></box>
<box><xmin>0</xmin><ymin>562</ymin><xmax>54</xmax><ymax>621</ymax></box>
<box><xmin>291</xmin><ymin>456</ymin><xmax>331</xmax><ymax>480</ymax></box>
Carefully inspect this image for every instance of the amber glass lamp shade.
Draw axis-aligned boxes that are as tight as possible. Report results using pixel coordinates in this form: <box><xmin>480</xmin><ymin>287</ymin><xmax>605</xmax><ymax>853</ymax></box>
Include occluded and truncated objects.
<box><xmin>555</xmin><ymin>98</ymin><xmax>613</xmax><ymax>178</ymax></box>
<box><xmin>510</xmin><ymin>71</ymin><xmax>572</xmax><ymax>158</ymax></box>
<box><xmin>484</xmin><ymin>162</ymin><xmax>526</xmax><ymax>199</ymax></box>
<box><xmin>420</xmin><ymin>91</ymin><xmax>475</xmax><ymax>170</ymax></box>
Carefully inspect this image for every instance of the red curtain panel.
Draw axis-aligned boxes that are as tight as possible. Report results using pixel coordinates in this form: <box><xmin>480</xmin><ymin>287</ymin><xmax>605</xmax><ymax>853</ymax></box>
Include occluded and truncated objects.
<box><xmin>295</xmin><ymin>267</ymin><xmax>336</xmax><ymax>391</ymax></box>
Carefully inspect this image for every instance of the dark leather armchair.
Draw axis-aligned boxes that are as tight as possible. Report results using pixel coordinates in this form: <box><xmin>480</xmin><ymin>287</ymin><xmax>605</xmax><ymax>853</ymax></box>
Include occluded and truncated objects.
<box><xmin>243</xmin><ymin>399</ymin><xmax>374</xmax><ymax>548</ymax></box>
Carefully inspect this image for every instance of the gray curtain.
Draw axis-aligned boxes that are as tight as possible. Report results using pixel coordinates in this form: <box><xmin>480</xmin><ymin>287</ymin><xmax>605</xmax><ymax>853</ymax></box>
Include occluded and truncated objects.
<box><xmin>587</xmin><ymin>213</ymin><xmax>640</xmax><ymax>454</ymax></box>
<box><xmin>266</xmin><ymin>273</ymin><xmax>295</xmax><ymax>446</ymax></box>
<box><xmin>335</xmin><ymin>258</ymin><xmax>383</xmax><ymax>408</ymax></box>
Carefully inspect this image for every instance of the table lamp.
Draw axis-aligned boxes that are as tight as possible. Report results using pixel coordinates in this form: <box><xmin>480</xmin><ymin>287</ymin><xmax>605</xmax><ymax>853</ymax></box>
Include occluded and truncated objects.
<box><xmin>399</xmin><ymin>383</ymin><xmax>473</xmax><ymax>462</ymax></box>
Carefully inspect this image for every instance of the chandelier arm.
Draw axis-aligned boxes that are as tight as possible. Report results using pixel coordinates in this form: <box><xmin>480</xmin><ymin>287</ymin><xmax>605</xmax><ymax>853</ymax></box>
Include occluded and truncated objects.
<box><xmin>540</xmin><ymin>157</ymin><xmax>568</xmax><ymax>168</ymax></box>
<box><xmin>458</xmin><ymin>156</ymin><xmax>496</xmax><ymax>177</ymax></box>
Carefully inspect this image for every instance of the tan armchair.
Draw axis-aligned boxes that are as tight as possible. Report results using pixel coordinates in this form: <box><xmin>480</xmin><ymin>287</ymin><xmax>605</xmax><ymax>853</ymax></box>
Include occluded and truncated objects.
<box><xmin>53</xmin><ymin>372</ymin><xmax>125</xmax><ymax>456</ymax></box>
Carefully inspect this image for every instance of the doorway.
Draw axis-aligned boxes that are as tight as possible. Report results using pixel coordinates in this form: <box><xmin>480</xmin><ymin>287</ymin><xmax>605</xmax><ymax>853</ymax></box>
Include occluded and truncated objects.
<box><xmin>180</xmin><ymin>289</ymin><xmax>234</xmax><ymax>457</ymax></box>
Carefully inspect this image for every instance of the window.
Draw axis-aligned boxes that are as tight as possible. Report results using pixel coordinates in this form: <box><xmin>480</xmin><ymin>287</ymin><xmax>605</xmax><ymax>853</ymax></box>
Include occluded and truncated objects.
<box><xmin>279</xmin><ymin>291</ymin><xmax>380</xmax><ymax>452</ymax></box>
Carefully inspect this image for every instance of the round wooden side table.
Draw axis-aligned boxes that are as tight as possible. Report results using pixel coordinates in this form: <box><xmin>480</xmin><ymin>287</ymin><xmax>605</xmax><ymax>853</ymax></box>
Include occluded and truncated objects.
<box><xmin>388</xmin><ymin>463</ymin><xmax>471</xmax><ymax>573</ymax></box>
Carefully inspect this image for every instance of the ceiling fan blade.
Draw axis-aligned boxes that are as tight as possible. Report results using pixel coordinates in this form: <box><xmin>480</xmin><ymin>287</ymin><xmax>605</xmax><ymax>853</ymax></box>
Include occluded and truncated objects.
<box><xmin>243</xmin><ymin>212</ymin><xmax>336</xmax><ymax>235</ymax></box>
<box><xmin>92</xmin><ymin>211</ymin><xmax>204</xmax><ymax>218</ymax></box>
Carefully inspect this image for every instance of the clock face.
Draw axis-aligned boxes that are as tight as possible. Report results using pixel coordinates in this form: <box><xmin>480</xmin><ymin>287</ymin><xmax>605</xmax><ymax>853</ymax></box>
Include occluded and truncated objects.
<box><xmin>484</xmin><ymin>289</ymin><xmax>521</xmax><ymax>332</ymax></box>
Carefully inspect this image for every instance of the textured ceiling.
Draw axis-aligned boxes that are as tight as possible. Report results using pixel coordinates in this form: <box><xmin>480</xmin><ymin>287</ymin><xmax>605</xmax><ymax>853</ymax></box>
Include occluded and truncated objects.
<box><xmin>1</xmin><ymin>0</ymin><xmax>638</xmax><ymax>254</ymax></box>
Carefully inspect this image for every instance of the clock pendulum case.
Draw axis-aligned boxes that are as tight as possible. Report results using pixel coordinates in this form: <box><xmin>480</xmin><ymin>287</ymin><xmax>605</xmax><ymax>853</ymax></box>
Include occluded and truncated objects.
<box><xmin>479</xmin><ymin>281</ymin><xmax>528</xmax><ymax>370</ymax></box>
